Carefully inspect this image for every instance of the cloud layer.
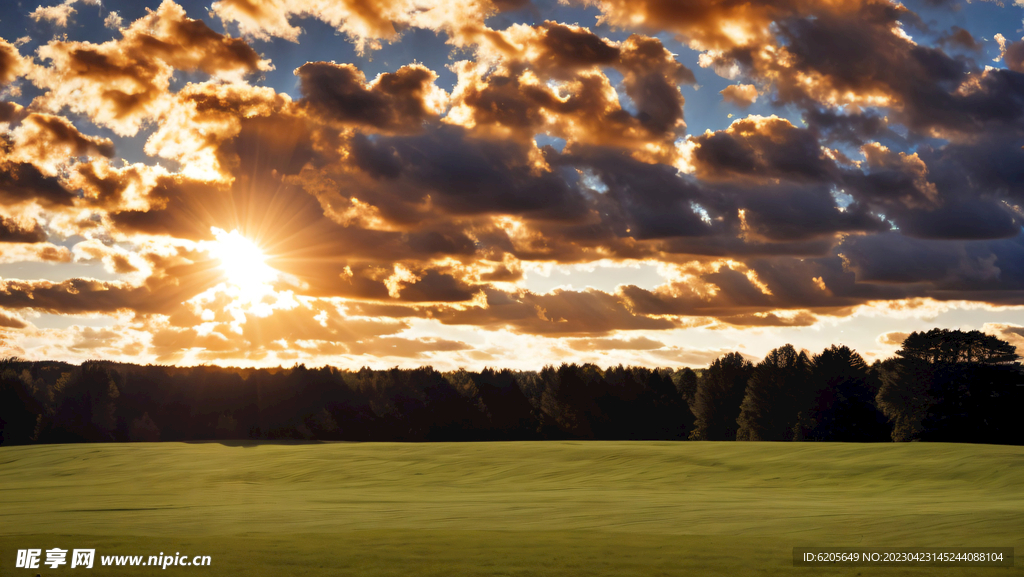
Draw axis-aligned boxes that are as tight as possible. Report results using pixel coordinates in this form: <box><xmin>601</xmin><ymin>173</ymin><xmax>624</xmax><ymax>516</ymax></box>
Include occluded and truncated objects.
<box><xmin>1</xmin><ymin>0</ymin><xmax>1023</xmax><ymax>367</ymax></box>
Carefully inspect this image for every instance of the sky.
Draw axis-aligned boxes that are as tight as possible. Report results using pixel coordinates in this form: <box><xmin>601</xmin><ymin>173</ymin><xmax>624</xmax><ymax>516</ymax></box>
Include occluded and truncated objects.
<box><xmin>1</xmin><ymin>0</ymin><xmax>1024</xmax><ymax>370</ymax></box>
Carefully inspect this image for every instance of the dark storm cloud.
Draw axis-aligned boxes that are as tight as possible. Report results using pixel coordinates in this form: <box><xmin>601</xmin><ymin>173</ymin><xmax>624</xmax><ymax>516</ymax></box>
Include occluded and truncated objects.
<box><xmin>936</xmin><ymin>27</ymin><xmax>980</xmax><ymax>51</ymax></box>
<box><xmin>834</xmin><ymin>133</ymin><xmax>1024</xmax><ymax>242</ymax></box>
<box><xmin>838</xmin><ymin>232</ymin><xmax>1024</xmax><ymax>291</ymax></box>
<box><xmin>296</xmin><ymin>62</ymin><xmax>446</xmax><ymax>132</ymax></box>
<box><xmin>688</xmin><ymin>116</ymin><xmax>836</xmax><ymax>183</ymax></box>
<box><xmin>733</xmin><ymin>184</ymin><xmax>887</xmax><ymax>242</ymax></box>
<box><xmin>449</xmin><ymin>23</ymin><xmax>692</xmax><ymax>157</ymax></box>
<box><xmin>0</xmin><ymin>218</ymin><xmax>47</xmax><ymax>243</ymax></box>
<box><xmin>330</xmin><ymin>125</ymin><xmax>591</xmax><ymax>222</ymax></box>
<box><xmin>534</xmin><ymin>21</ymin><xmax>620</xmax><ymax>71</ymax></box>
<box><xmin>615</xmin><ymin>34</ymin><xmax>695</xmax><ymax>136</ymax></box>
<box><xmin>391</xmin><ymin>269</ymin><xmax>480</xmax><ymax>303</ymax></box>
<box><xmin>1003</xmin><ymin>39</ymin><xmax>1024</xmax><ymax>73</ymax></box>
<box><xmin>840</xmin><ymin>143</ymin><xmax>938</xmax><ymax>210</ymax></box>
<box><xmin>0</xmin><ymin>161</ymin><xmax>74</xmax><ymax>208</ymax></box>
<box><xmin>921</xmin><ymin>132</ymin><xmax>1024</xmax><ymax>204</ymax></box>
<box><xmin>897</xmin><ymin>201</ymin><xmax>1020</xmax><ymax>241</ymax></box>
<box><xmin>560</xmin><ymin>146</ymin><xmax>713</xmax><ymax>240</ymax></box>
<box><xmin>767</xmin><ymin>4</ymin><xmax>1024</xmax><ymax>136</ymax></box>
<box><xmin>802</xmin><ymin>108</ymin><xmax>899</xmax><ymax>146</ymax></box>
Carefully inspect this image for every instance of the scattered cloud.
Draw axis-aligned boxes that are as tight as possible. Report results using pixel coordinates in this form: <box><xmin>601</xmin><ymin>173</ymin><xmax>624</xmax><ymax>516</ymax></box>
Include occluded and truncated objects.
<box><xmin>0</xmin><ymin>0</ymin><xmax>1021</xmax><ymax>368</ymax></box>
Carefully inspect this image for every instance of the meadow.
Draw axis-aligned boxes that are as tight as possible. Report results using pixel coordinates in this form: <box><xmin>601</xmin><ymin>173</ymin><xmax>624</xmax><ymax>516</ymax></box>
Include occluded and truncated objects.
<box><xmin>1</xmin><ymin>441</ymin><xmax>1021</xmax><ymax>576</ymax></box>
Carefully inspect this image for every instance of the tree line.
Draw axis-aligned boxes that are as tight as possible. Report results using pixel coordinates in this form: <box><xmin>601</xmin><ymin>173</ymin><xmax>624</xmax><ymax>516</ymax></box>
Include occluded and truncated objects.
<box><xmin>0</xmin><ymin>329</ymin><xmax>1020</xmax><ymax>446</ymax></box>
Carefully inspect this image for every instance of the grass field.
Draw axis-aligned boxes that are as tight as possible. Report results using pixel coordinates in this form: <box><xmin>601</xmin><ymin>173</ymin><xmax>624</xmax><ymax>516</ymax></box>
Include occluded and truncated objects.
<box><xmin>1</xmin><ymin>441</ymin><xmax>1021</xmax><ymax>576</ymax></box>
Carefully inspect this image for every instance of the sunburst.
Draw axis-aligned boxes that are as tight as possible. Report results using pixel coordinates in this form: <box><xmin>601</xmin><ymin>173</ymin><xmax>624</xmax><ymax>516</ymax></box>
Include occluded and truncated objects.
<box><xmin>208</xmin><ymin>227</ymin><xmax>278</xmax><ymax>293</ymax></box>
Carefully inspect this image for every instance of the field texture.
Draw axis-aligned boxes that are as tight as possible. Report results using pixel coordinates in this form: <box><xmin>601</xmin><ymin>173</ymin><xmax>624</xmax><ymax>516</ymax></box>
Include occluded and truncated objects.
<box><xmin>0</xmin><ymin>441</ymin><xmax>1021</xmax><ymax>576</ymax></box>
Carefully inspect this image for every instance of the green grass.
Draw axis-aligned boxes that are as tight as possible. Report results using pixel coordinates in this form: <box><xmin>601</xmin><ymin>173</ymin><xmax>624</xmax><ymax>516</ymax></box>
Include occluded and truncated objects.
<box><xmin>1</xmin><ymin>441</ymin><xmax>1021</xmax><ymax>576</ymax></box>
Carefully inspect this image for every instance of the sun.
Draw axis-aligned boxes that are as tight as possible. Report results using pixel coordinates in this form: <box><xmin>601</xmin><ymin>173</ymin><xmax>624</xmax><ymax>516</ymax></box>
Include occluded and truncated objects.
<box><xmin>208</xmin><ymin>227</ymin><xmax>277</xmax><ymax>288</ymax></box>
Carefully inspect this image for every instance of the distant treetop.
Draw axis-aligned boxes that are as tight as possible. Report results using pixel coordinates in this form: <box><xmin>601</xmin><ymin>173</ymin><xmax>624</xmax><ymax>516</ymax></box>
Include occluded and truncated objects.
<box><xmin>895</xmin><ymin>329</ymin><xmax>1018</xmax><ymax>365</ymax></box>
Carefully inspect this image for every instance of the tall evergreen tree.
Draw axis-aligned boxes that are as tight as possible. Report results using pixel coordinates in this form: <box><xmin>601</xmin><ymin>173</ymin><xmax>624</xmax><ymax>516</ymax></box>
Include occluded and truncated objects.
<box><xmin>877</xmin><ymin>329</ymin><xmax>1021</xmax><ymax>442</ymax></box>
<box><xmin>0</xmin><ymin>360</ymin><xmax>43</xmax><ymax>445</ymax></box>
<box><xmin>540</xmin><ymin>363</ymin><xmax>607</xmax><ymax>439</ymax></box>
<box><xmin>674</xmin><ymin>367</ymin><xmax>698</xmax><ymax>407</ymax></box>
<box><xmin>736</xmin><ymin>345</ymin><xmax>811</xmax><ymax>441</ymax></box>
<box><xmin>39</xmin><ymin>363</ymin><xmax>120</xmax><ymax>443</ymax></box>
<box><xmin>689</xmin><ymin>353</ymin><xmax>753</xmax><ymax>440</ymax></box>
<box><xmin>798</xmin><ymin>345</ymin><xmax>890</xmax><ymax>441</ymax></box>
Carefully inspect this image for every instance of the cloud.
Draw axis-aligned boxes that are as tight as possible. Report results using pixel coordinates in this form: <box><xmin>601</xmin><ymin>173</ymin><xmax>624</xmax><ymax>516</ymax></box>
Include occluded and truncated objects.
<box><xmin>0</xmin><ymin>243</ymin><xmax>71</xmax><ymax>264</ymax></box>
<box><xmin>837</xmin><ymin>232</ymin><xmax>1024</xmax><ymax>291</ymax></box>
<box><xmin>0</xmin><ymin>244</ymin><xmax>223</xmax><ymax>315</ymax></box>
<box><xmin>28</xmin><ymin>0</ymin><xmax>273</xmax><ymax>136</ymax></box>
<box><xmin>30</xmin><ymin>2</ymin><xmax>77</xmax><ymax>28</ymax></box>
<box><xmin>434</xmin><ymin>287</ymin><xmax>677</xmax><ymax>336</ymax></box>
<box><xmin>0</xmin><ymin>310</ymin><xmax>28</xmax><ymax>329</ymax></box>
<box><xmin>445</xmin><ymin>24</ymin><xmax>693</xmax><ymax>162</ymax></box>
<box><xmin>296</xmin><ymin>62</ymin><xmax>448</xmax><ymax>132</ymax></box>
<box><xmin>688</xmin><ymin>115</ymin><xmax>836</xmax><ymax>183</ymax></box>
<box><xmin>0</xmin><ymin>217</ymin><xmax>47</xmax><ymax>243</ymax></box>
<box><xmin>982</xmin><ymin>323</ymin><xmax>1024</xmax><ymax>350</ymax></box>
<box><xmin>209</xmin><ymin>0</ymin><xmax>497</xmax><ymax>52</ymax></box>
<box><xmin>0</xmin><ymin>159</ymin><xmax>74</xmax><ymax>209</ymax></box>
<box><xmin>0</xmin><ymin>39</ymin><xmax>27</xmax><ymax>86</ymax></box>
<box><xmin>648</xmin><ymin>345</ymin><xmax>745</xmax><ymax>366</ymax></box>
<box><xmin>346</xmin><ymin>336</ymin><xmax>472</xmax><ymax>357</ymax></box>
<box><xmin>995</xmin><ymin>34</ymin><xmax>1024</xmax><ymax>73</ymax></box>
<box><xmin>937</xmin><ymin>26</ymin><xmax>979</xmax><ymax>51</ymax></box>
<box><xmin>104</xmin><ymin>11</ymin><xmax>124</xmax><ymax>29</ymax></box>
<box><xmin>720</xmin><ymin>84</ymin><xmax>758</xmax><ymax>107</ymax></box>
<box><xmin>575</xmin><ymin>0</ymin><xmax>1024</xmax><ymax>139</ymax></box>
<box><xmin>3</xmin><ymin>0</ymin><xmax>1024</xmax><ymax>369</ymax></box>
<box><xmin>144</xmin><ymin>81</ymin><xmax>291</xmax><ymax>182</ymax></box>
<box><xmin>567</xmin><ymin>336</ymin><xmax>665</xmax><ymax>351</ymax></box>
<box><xmin>146</xmin><ymin>298</ymin><xmax>413</xmax><ymax>361</ymax></box>
<box><xmin>877</xmin><ymin>331</ymin><xmax>909</xmax><ymax>346</ymax></box>
<box><xmin>8</xmin><ymin>113</ymin><xmax>115</xmax><ymax>175</ymax></box>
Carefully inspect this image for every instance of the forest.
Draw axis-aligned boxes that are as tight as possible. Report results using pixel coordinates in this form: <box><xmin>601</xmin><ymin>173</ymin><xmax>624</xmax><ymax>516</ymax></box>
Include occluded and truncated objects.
<box><xmin>0</xmin><ymin>329</ymin><xmax>1021</xmax><ymax>445</ymax></box>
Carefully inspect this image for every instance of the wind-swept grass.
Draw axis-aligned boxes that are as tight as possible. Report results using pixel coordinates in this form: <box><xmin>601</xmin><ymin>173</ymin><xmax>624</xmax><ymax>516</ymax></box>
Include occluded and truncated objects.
<box><xmin>1</xmin><ymin>441</ymin><xmax>1021</xmax><ymax>576</ymax></box>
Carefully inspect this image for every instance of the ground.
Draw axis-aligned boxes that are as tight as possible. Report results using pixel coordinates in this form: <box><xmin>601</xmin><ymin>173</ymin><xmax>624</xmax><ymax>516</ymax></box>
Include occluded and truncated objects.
<box><xmin>1</xmin><ymin>441</ymin><xmax>1021</xmax><ymax>576</ymax></box>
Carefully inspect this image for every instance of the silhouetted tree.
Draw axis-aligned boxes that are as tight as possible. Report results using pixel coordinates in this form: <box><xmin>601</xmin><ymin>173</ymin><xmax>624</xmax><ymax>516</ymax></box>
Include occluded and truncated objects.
<box><xmin>129</xmin><ymin>412</ymin><xmax>161</xmax><ymax>442</ymax></box>
<box><xmin>797</xmin><ymin>345</ymin><xmax>890</xmax><ymax>441</ymax></box>
<box><xmin>39</xmin><ymin>363</ymin><xmax>120</xmax><ymax>443</ymax></box>
<box><xmin>689</xmin><ymin>353</ymin><xmax>754</xmax><ymax>440</ymax></box>
<box><xmin>877</xmin><ymin>329</ymin><xmax>1022</xmax><ymax>442</ymax></box>
<box><xmin>4</xmin><ymin>332</ymin><xmax>1020</xmax><ymax>445</ymax></box>
<box><xmin>469</xmin><ymin>368</ymin><xmax>545</xmax><ymax>440</ymax></box>
<box><xmin>674</xmin><ymin>367</ymin><xmax>698</xmax><ymax>407</ymax></box>
<box><xmin>897</xmin><ymin>329</ymin><xmax>1017</xmax><ymax>364</ymax></box>
<box><xmin>736</xmin><ymin>345</ymin><xmax>811</xmax><ymax>441</ymax></box>
<box><xmin>539</xmin><ymin>364</ymin><xmax>607</xmax><ymax>439</ymax></box>
<box><xmin>0</xmin><ymin>359</ymin><xmax>43</xmax><ymax>445</ymax></box>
